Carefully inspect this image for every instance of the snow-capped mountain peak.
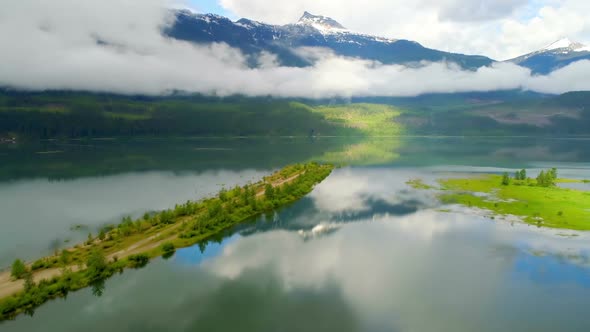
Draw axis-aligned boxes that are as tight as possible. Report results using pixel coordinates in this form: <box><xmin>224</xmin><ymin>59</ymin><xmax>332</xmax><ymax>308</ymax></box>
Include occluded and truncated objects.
<box><xmin>296</xmin><ymin>11</ymin><xmax>347</xmax><ymax>33</ymax></box>
<box><xmin>542</xmin><ymin>38</ymin><xmax>590</xmax><ymax>52</ymax></box>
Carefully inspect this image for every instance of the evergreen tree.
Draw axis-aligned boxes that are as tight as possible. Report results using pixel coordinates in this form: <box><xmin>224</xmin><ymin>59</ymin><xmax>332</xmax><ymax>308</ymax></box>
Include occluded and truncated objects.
<box><xmin>502</xmin><ymin>172</ymin><xmax>511</xmax><ymax>186</ymax></box>
<box><xmin>86</xmin><ymin>249</ymin><xmax>107</xmax><ymax>281</ymax></box>
<box><xmin>265</xmin><ymin>184</ymin><xmax>275</xmax><ymax>200</ymax></box>
<box><xmin>520</xmin><ymin>169</ymin><xmax>527</xmax><ymax>180</ymax></box>
<box><xmin>549</xmin><ymin>168</ymin><xmax>558</xmax><ymax>182</ymax></box>
<box><xmin>537</xmin><ymin>171</ymin><xmax>547</xmax><ymax>187</ymax></box>
<box><xmin>536</xmin><ymin>168</ymin><xmax>558</xmax><ymax>187</ymax></box>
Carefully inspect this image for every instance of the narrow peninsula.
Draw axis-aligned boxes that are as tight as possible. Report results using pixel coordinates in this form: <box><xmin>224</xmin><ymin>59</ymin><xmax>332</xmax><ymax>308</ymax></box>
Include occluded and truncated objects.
<box><xmin>0</xmin><ymin>162</ymin><xmax>334</xmax><ymax>321</ymax></box>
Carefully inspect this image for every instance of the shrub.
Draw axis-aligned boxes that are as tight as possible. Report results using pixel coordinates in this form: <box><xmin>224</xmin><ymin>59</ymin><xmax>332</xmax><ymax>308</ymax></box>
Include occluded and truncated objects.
<box><xmin>162</xmin><ymin>242</ymin><xmax>175</xmax><ymax>254</ymax></box>
<box><xmin>23</xmin><ymin>272</ymin><xmax>35</xmax><ymax>291</ymax></box>
<box><xmin>31</xmin><ymin>259</ymin><xmax>47</xmax><ymax>271</ymax></box>
<box><xmin>161</xmin><ymin>242</ymin><xmax>176</xmax><ymax>259</ymax></box>
<box><xmin>11</xmin><ymin>259</ymin><xmax>27</xmax><ymax>279</ymax></box>
<box><xmin>60</xmin><ymin>250</ymin><xmax>70</xmax><ymax>266</ymax></box>
<box><xmin>86</xmin><ymin>233</ymin><xmax>93</xmax><ymax>245</ymax></box>
<box><xmin>128</xmin><ymin>254</ymin><xmax>149</xmax><ymax>268</ymax></box>
<box><xmin>159</xmin><ymin>210</ymin><xmax>174</xmax><ymax>224</ymax></box>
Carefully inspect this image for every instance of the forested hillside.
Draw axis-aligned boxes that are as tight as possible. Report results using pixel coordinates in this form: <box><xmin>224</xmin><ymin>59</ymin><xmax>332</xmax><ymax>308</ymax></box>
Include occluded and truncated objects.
<box><xmin>0</xmin><ymin>92</ymin><xmax>357</xmax><ymax>139</ymax></box>
<box><xmin>1</xmin><ymin>90</ymin><xmax>589</xmax><ymax>139</ymax></box>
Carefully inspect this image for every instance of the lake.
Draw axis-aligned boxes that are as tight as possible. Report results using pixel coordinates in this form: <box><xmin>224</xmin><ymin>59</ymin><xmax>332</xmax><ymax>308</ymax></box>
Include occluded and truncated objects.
<box><xmin>1</xmin><ymin>137</ymin><xmax>590</xmax><ymax>331</ymax></box>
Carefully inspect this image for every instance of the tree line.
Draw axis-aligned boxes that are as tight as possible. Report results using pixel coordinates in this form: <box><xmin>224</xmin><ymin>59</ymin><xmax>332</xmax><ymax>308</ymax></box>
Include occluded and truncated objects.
<box><xmin>502</xmin><ymin>168</ymin><xmax>558</xmax><ymax>187</ymax></box>
<box><xmin>0</xmin><ymin>91</ymin><xmax>356</xmax><ymax>139</ymax></box>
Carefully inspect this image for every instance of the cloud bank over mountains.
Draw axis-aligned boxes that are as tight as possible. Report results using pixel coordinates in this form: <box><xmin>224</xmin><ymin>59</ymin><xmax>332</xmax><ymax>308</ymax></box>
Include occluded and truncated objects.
<box><xmin>219</xmin><ymin>0</ymin><xmax>590</xmax><ymax>60</ymax></box>
<box><xmin>1</xmin><ymin>0</ymin><xmax>589</xmax><ymax>98</ymax></box>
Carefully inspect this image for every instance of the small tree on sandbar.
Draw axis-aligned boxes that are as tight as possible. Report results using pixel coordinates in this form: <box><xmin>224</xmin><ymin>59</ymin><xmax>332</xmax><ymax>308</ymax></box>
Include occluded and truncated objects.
<box><xmin>11</xmin><ymin>259</ymin><xmax>27</xmax><ymax>279</ymax></box>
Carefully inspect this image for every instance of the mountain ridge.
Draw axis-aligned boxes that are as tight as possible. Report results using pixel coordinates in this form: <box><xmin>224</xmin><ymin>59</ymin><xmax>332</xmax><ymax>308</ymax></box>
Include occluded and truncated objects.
<box><xmin>508</xmin><ymin>37</ymin><xmax>590</xmax><ymax>74</ymax></box>
<box><xmin>166</xmin><ymin>10</ymin><xmax>494</xmax><ymax>69</ymax></box>
<box><xmin>167</xmin><ymin>10</ymin><xmax>590</xmax><ymax>75</ymax></box>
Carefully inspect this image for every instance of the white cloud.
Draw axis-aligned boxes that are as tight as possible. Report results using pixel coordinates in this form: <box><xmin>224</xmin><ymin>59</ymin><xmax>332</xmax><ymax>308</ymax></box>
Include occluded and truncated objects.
<box><xmin>438</xmin><ymin>0</ymin><xmax>529</xmax><ymax>22</ymax></box>
<box><xmin>220</xmin><ymin>0</ymin><xmax>590</xmax><ymax>60</ymax></box>
<box><xmin>1</xmin><ymin>0</ymin><xmax>590</xmax><ymax>97</ymax></box>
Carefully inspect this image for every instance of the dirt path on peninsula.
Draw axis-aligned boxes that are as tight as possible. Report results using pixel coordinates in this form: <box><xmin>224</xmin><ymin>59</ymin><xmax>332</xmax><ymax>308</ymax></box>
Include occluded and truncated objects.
<box><xmin>0</xmin><ymin>170</ymin><xmax>308</xmax><ymax>300</ymax></box>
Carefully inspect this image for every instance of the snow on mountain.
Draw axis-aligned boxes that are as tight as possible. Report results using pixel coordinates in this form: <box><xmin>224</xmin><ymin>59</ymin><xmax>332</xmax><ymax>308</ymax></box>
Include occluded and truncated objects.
<box><xmin>166</xmin><ymin>10</ymin><xmax>493</xmax><ymax>69</ymax></box>
<box><xmin>518</xmin><ymin>37</ymin><xmax>590</xmax><ymax>58</ymax></box>
<box><xmin>542</xmin><ymin>38</ymin><xmax>590</xmax><ymax>53</ymax></box>
<box><xmin>296</xmin><ymin>11</ymin><xmax>347</xmax><ymax>33</ymax></box>
<box><xmin>291</xmin><ymin>11</ymin><xmax>400</xmax><ymax>46</ymax></box>
<box><xmin>508</xmin><ymin>37</ymin><xmax>590</xmax><ymax>74</ymax></box>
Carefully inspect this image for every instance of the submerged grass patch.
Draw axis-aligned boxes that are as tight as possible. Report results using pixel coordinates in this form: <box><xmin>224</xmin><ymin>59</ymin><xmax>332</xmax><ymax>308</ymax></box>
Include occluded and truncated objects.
<box><xmin>439</xmin><ymin>174</ymin><xmax>590</xmax><ymax>230</ymax></box>
<box><xmin>406</xmin><ymin>178</ymin><xmax>435</xmax><ymax>190</ymax></box>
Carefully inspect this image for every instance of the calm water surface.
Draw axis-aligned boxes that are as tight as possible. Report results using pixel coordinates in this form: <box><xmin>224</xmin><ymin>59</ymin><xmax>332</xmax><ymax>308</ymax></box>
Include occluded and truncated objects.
<box><xmin>1</xmin><ymin>137</ymin><xmax>590</xmax><ymax>331</ymax></box>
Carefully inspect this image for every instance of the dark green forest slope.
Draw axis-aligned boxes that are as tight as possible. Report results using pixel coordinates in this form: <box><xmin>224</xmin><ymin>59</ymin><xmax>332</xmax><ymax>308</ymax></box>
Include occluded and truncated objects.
<box><xmin>0</xmin><ymin>92</ymin><xmax>359</xmax><ymax>139</ymax></box>
<box><xmin>394</xmin><ymin>91</ymin><xmax>590</xmax><ymax>136</ymax></box>
<box><xmin>1</xmin><ymin>90</ymin><xmax>589</xmax><ymax>139</ymax></box>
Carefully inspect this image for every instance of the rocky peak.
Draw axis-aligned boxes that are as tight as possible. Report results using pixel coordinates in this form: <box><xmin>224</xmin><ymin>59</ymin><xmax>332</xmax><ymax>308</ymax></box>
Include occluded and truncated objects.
<box><xmin>296</xmin><ymin>11</ymin><xmax>347</xmax><ymax>32</ymax></box>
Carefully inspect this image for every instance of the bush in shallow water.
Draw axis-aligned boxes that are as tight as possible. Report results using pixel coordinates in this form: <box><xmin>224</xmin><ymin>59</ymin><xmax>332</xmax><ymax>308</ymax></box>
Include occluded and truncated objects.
<box><xmin>162</xmin><ymin>242</ymin><xmax>175</xmax><ymax>254</ymax></box>
<box><xmin>161</xmin><ymin>242</ymin><xmax>176</xmax><ymax>259</ymax></box>
<box><xmin>128</xmin><ymin>254</ymin><xmax>149</xmax><ymax>268</ymax></box>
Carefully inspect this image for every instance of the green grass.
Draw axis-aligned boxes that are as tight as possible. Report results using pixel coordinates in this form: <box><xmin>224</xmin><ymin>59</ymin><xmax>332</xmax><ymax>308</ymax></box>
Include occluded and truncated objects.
<box><xmin>102</xmin><ymin>112</ymin><xmax>152</xmax><ymax>121</ymax></box>
<box><xmin>556</xmin><ymin>178</ymin><xmax>590</xmax><ymax>184</ymax></box>
<box><xmin>439</xmin><ymin>174</ymin><xmax>590</xmax><ymax>230</ymax></box>
<box><xmin>310</xmin><ymin>103</ymin><xmax>404</xmax><ymax>136</ymax></box>
<box><xmin>406</xmin><ymin>178</ymin><xmax>435</xmax><ymax>190</ymax></box>
<box><xmin>0</xmin><ymin>106</ymin><xmax>69</xmax><ymax>114</ymax></box>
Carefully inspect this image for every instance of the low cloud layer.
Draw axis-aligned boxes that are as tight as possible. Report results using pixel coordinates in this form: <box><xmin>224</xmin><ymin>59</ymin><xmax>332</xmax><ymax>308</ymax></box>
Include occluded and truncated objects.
<box><xmin>1</xmin><ymin>0</ymin><xmax>589</xmax><ymax>98</ymax></box>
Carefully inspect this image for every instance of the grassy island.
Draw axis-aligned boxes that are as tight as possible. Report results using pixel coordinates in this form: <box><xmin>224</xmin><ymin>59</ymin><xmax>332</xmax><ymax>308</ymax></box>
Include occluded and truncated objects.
<box><xmin>437</xmin><ymin>169</ymin><xmax>590</xmax><ymax>230</ymax></box>
<box><xmin>0</xmin><ymin>162</ymin><xmax>334</xmax><ymax>321</ymax></box>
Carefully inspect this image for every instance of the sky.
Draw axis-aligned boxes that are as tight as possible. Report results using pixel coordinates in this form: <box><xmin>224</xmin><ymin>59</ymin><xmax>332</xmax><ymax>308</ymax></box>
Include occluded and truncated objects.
<box><xmin>192</xmin><ymin>0</ymin><xmax>590</xmax><ymax>60</ymax></box>
<box><xmin>0</xmin><ymin>0</ymin><xmax>589</xmax><ymax>98</ymax></box>
<box><xmin>189</xmin><ymin>0</ymin><xmax>233</xmax><ymax>19</ymax></box>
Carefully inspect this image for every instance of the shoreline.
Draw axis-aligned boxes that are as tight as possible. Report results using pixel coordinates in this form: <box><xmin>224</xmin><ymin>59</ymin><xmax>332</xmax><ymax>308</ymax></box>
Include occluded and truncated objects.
<box><xmin>435</xmin><ymin>173</ymin><xmax>590</xmax><ymax>230</ymax></box>
<box><xmin>0</xmin><ymin>162</ymin><xmax>334</xmax><ymax>321</ymax></box>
